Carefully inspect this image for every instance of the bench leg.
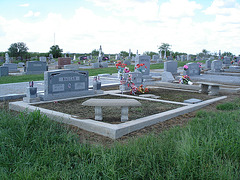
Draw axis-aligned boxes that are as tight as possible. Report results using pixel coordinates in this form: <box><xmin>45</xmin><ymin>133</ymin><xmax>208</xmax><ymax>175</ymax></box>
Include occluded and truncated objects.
<box><xmin>208</xmin><ymin>86</ymin><xmax>219</xmax><ymax>96</ymax></box>
<box><xmin>121</xmin><ymin>107</ymin><xmax>129</xmax><ymax>122</ymax></box>
<box><xmin>199</xmin><ymin>84</ymin><xmax>208</xmax><ymax>94</ymax></box>
<box><xmin>95</xmin><ymin>106</ymin><xmax>102</xmax><ymax>121</ymax></box>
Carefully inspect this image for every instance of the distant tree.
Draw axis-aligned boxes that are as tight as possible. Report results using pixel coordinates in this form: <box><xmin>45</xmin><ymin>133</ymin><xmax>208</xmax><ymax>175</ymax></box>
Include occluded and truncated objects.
<box><xmin>120</xmin><ymin>51</ymin><xmax>129</xmax><ymax>58</ymax></box>
<box><xmin>144</xmin><ymin>51</ymin><xmax>158</xmax><ymax>57</ymax></box>
<box><xmin>202</xmin><ymin>49</ymin><xmax>209</xmax><ymax>57</ymax></box>
<box><xmin>49</xmin><ymin>45</ymin><xmax>63</xmax><ymax>58</ymax></box>
<box><xmin>91</xmin><ymin>49</ymin><xmax>99</xmax><ymax>56</ymax></box>
<box><xmin>158</xmin><ymin>43</ymin><xmax>172</xmax><ymax>57</ymax></box>
<box><xmin>158</xmin><ymin>43</ymin><xmax>171</xmax><ymax>51</ymax></box>
<box><xmin>222</xmin><ymin>52</ymin><xmax>233</xmax><ymax>57</ymax></box>
<box><xmin>8</xmin><ymin>42</ymin><xmax>29</xmax><ymax>59</ymax></box>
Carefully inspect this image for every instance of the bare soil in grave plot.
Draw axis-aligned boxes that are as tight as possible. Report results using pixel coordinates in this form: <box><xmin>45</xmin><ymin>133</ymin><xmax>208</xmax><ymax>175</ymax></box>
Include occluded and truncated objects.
<box><xmin>33</xmin><ymin>94</ymin><xmax>182</xmax><ymax>124</ymax></box>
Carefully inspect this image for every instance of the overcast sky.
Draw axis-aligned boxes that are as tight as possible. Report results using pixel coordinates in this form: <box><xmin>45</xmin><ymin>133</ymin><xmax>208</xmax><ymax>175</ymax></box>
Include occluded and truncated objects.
<box><xmin>0</xmin><ymin>0</ymin><xmax>240</xmax><ymax>55</ymax></box>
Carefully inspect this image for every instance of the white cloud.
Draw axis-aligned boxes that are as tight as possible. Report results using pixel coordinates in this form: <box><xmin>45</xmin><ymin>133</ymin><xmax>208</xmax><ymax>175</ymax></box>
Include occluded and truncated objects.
<box><xmin>19</xmin><ymin>3</ymin><xmax>29</xmax><ymax>7</ymax></box>
<box><xmin>0</xmin><ymin>0</ymin><xmax>240</xmax><ymax>55</ymax></box>
<box><xmin>159</xmin><ymin>0</ymin><xmax>202</xmax><ymax>19</ymax></box>
<box><xmin>24</xmin><ymin>11</ymin><xmax>40</xmax><ymax>17</ymax></box>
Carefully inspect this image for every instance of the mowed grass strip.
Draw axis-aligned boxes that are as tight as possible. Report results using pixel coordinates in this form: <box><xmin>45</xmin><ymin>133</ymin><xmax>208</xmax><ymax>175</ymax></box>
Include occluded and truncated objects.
<box><xmin>1</xmin><ymin>98</ymin><xmax>240</xmax><ymax>179</ymax></box>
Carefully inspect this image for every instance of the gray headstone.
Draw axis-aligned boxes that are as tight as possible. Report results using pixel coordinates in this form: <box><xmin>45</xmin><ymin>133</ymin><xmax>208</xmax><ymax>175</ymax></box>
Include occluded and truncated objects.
<box><xmin>206</xmin><ymin>60</ymin><xmax>212</xmax><ymax>69</ymax></box>
<box><xmin>39</xmin><ymin>56</ymin><xmax>47</xmax><ymax>62</ymax></box>
<box><xmin>0</xmin><ymin>66</ymin><xmax>9</xmax><ymax>77</ymax></box>
<box><xmin>2</xmin><ymin>63</ymin><xmax>18</xmax><ymax>73</ymax></box>
<box><xmin>167</xmin><ymin>56</ymin><xmax>173</xmax><ymax>60</ymax></box>
<box><xmin>211</xmin><ymin>60</ymin><xmax>222</xmax><ymax>72</ymax></box>
<box><xmin>181</xmin><ymin>55</ymin><xmax>186</xmax><ymax>61</ymax></box>
<box><xmin>100</xmin><ymin>62</ymin><xmax>108</xmax><ymax>68</ymax></box>
<box><xmin>123</xmin><ymin>60</ymin><xmax>131</xmax><ymax>66</ymax></box>
<box><xmin>41</xmin><ymin>70</ymin><xmax>94</xmax><ymax>101</ymax></box>
<box><xmin>176</xmin><ymin>55</ymin><xmax>180</xmax><ymax>61</ymax></box>
<box><xmin>25</xmin><ymin>61</ymin><xmax>47</xmax><ymax>75</ymax></box>
<box><xmin>161</xmin><ymin>71</ymin><xmax>174</xmax><ymax>82</ymax></box>
<box><xmin>64</xmin><ymin>64</ymin><xmax>80</xmax><ymax>70</ymax></box>
<box><xmin>184</xmin><ymin>63</ymin><xmax>200</xmax><ymax>76</ymax></box>
<box><xmin>130</xmin><ymin>72</ymin><xmax>143</xmax><ymax>87</ymax></box>
<box><xmin>18</xmin><ymin>62</ymin><xmax>25</xmax><ymax>68</ymax></box>
<box><xmin>152</xmin><ymin>55</ymin><xmax>160</xmax><ymax>61</ymax></box>
<box><xmin>134</xmin><ymin>55</ymin><xmax>150</xmax><ymax>76</ymax></box>
<box><xmin>164</xmin><ymin>61</ymin><xmax>178</xmax><ymax>75</ymax></box>
<box><xmin>223</xmin><ymin>56</ymin><xmax>231</xmax><ymax>64</ymax></box>
<box><xmin>92</xmin><ymin>62</ymin><xmax>99</xmax><ymax>68</ymax></box>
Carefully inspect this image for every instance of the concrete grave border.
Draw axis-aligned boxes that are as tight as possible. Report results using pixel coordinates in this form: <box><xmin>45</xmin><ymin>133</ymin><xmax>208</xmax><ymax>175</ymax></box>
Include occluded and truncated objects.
<box><xmin>9</xmin><ymin>94</ymin><xmax>227</xmax><ymax>139</ymax></box>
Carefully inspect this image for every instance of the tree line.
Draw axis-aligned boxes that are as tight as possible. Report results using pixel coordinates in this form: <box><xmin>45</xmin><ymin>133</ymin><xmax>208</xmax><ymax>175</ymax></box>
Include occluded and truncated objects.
<box><xmin>0</xmin><ymin>42</ymin><xmax>237</xmax><ymax>61</ymax></box>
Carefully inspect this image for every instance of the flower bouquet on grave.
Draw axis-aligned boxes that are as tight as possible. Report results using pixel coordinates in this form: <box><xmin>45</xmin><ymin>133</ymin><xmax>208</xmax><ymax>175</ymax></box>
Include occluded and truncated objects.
<box><xmin>183</xmin><ymin>65</ymin><xmax>188</xmax><ymax>71</ymax></box>
<box><xmin>197</xmin><ymin>62</ymin><xmax>202</xmax><ymax>68</ymax></box>
<box><xmin>115</xmin><ymin>60</ymin><xmax>127</xmax><ymax>74</ymax></box>
<box><xmin>231</xmin><ymin>60</ymin><xmax>234</xmax><ymax>64</ymax></box>
<box><xmin>179</xmin><ymin>75</ymin><xmax>193</xmax><ymax>85</ymax></box>
<box><xmin>130</xmin><ymin>83</ymin><xmax>138</xmax><ymax>95</ymax></box>
<box><xmin>135</xmin><ymin>63</ymin><xmax>147</xmax><ymax>73</ymax></box>
<box><xmin>238</xmin><ymin>60</ymin><xmax>240</xmax><ymax>66</ymax></box>
<box><xmin>137</xmin><ymin>84</ymin><xmax>149</xmax><ymax>94</ymax></box>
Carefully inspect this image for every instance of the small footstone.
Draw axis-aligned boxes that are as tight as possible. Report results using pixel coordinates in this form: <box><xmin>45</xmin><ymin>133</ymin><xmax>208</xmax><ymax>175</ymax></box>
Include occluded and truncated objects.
<box><xmin>184</xmin><ymin>98</ymin><xmax>202</xmax><ymax>104</ymax></box>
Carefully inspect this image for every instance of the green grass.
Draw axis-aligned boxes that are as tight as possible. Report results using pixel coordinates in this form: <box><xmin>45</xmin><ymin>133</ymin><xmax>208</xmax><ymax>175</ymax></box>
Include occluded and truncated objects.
<box><xmin>0</xmin><ymin>74</ymin><xmax>44</xmax><ymax>84</ymax></box>
<box><xmin>1</xmin><ymin>98</ymin><xmax>240</xmax><ymax>179</ymax></box>
<box><xmin>0</xmin><ymin>60</ymin><xmax>201</xmax><ymax>84</ymax></box>
<box><xmin>216</xmin><ymin>98</ymin><xmax>240</xmax><ymax>110</ymax></box>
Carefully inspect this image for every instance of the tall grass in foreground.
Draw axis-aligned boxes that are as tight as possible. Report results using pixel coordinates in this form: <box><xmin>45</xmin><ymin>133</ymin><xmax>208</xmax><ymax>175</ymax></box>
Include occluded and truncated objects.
<box><xmin>1</xmin><ymin>100</ymin><xmax>240</xmax><ymax>179</ymax></box>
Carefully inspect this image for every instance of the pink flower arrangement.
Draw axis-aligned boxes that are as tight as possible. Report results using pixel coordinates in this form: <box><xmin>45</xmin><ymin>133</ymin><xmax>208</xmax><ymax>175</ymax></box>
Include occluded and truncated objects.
<box><xmin>124</xmin><ymin>67</ymin><xmax>130</xmax><ymax>73</ymax></box>
<box><xmin>183</xmin><ymin>65</ymin><xmax>188</xmax><ymax>71</ymax></box>
<box><xmin>197</xmin><ymin>62</ymin><xmax>202</xmax><ymax>68</ymax></box>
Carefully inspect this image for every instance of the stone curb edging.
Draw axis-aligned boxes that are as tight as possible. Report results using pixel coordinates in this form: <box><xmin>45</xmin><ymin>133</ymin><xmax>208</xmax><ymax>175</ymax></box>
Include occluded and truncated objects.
<box><xmin>9</xmin><ymin>95</ymin><xmax>227</xmax><ymax>139</ymax></box>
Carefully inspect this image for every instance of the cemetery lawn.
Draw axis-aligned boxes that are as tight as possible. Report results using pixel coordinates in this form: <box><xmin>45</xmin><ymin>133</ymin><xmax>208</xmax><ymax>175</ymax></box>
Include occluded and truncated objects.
<box><xmin>1</xmin><ymin>95</ymin><xmax>240</xmax><ymax>179</ymax></box>
<box><xmin>33</xmin><ymin>94</ymin><xmax>182</xmax><ymax>123</ymax></box>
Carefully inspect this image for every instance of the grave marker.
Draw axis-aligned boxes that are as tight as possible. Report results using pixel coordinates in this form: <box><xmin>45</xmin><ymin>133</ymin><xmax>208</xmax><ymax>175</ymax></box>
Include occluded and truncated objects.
<box><xmin>25</xmin><ymin>61</ymin><xmax>48</xmax><ymax>75</ymax></box>
<box><xmin>211</xmin><ymin>60</ymin><xmax>222</xmax><ymax>72</ymax></box>
<box><xmin>57</xmin><ymin>57</ymin><xmax>71</xmax><ymax>69</ymax></box>
<box><xmin>183</xmin><ymin>63</ymin><xmax>200</xmax><ymax>76</ymax></box>
<box><xmin>164</xmin><ymin>61</ymin><xmax>178</xmax><ymax>75</ymax></box>
<box><xmin>0</xmin><ymin>66</ymin><xmax>9</xmax><ymax>77</ymax></box>
<box><xmin>134</xmin><ymin>55</ymin><xmax>150</xmax><ymax>76</ymax></box>
<box><xmin>40</xmin><ymin>70</ymin><xmax>94</xmax><ymax>101</ymax></box>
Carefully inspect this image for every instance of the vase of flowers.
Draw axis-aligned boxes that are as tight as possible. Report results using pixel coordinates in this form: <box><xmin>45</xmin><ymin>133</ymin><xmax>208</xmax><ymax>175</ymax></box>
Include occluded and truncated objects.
<box><xmin>135</xmin><ymin>63</ymin><xmax>147</xmax><ymax>73</ymax></box>
<box><xmin>179</xmin><ymin>75</ymin><xmax>192</xmax><ymax>85</ymax></box>
<box><xmin>183</xmin><ymin>65</ymin><xmax>188</xmax><ymax>71</ymax></box>
<box><xmin>115</xmin><ymin>60</ymin><xmax>127</xmax><ymax>79</ymax></box>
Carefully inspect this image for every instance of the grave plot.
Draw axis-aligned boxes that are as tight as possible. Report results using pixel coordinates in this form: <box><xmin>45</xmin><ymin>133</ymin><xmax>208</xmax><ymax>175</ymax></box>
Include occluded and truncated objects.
<box><xmin>9</xmin><ymin>90</ymin><xmax>226</xmax><ymax>139</ymax></box>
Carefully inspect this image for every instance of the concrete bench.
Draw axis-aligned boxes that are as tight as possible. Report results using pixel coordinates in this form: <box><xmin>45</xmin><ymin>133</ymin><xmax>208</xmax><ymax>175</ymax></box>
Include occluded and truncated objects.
<box><xmin>82</xmin><ymin>98</ymin><xmax>141</xmax><ymax>122</ymax></box>
<box><xmin>199</xmin><ymin>82</ymin><xmax>220</xmax><ymax>96</ymax></box>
